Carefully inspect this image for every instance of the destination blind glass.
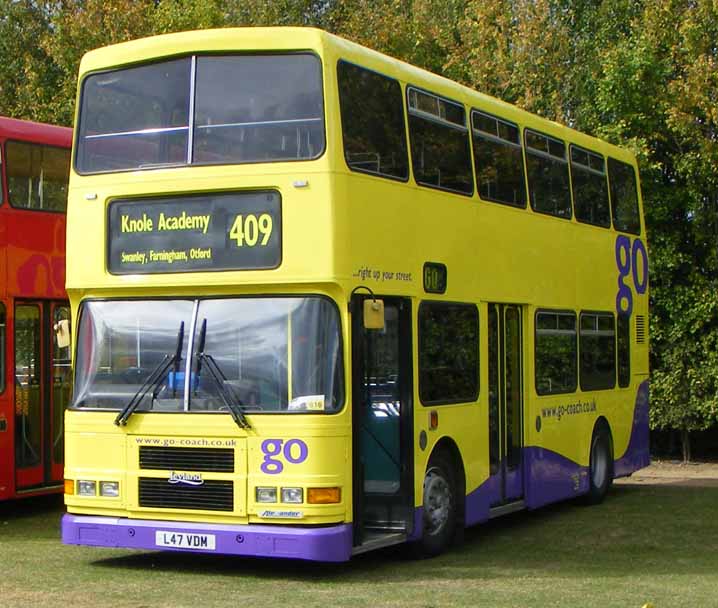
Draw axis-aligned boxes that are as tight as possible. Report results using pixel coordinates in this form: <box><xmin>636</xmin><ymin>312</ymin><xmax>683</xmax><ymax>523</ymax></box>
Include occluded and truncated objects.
<box><xmin>108</xmin><ymin>191</ymin><xmax>281</xmax><ymax>273</ymax></box>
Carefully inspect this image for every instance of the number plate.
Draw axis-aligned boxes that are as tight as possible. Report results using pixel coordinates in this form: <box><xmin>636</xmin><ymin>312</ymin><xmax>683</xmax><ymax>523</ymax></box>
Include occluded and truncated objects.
<box><xmin>155</xmin><ymin>530</ymin><xmax>216</xmax><ymax>550</ymax></box>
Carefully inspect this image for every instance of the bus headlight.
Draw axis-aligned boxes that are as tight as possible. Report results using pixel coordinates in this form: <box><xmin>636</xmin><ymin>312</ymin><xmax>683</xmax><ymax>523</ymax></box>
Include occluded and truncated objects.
<box><xmin>100</xmin><ymin>481</ymin><xmax>120</xmax><ymax>498</ymax></box>
<box><xmin>77</xmin><ymin>480</ymin><xmax>97</xmax><ymax>496</ymax></box>
<box><xmin>281</xmin><ymin>487</ymin><xmax>303</xmax><ymax>503</ymax></box>
<box><xmin>255</xmin><ymin>487</ymin><xmax>277</xmax><ymax>503</ymax></box>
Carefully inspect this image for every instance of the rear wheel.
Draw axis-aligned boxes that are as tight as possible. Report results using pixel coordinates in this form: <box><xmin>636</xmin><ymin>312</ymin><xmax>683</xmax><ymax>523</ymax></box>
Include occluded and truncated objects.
<box><xmin>416</xmin><ymin>452</ymin><xmax>457</xmax><ymax>557</ymax></box>
<box><xmin>583</xmin><ymin>424</ymin><xmax>613</xmax><ymax>505</ymax></box>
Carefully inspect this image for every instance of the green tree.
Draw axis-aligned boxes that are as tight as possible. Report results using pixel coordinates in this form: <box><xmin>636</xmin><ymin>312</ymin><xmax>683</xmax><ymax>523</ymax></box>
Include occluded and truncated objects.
<box><xmin>0</xmin><ymin>1</ymin><xmax>60</xmax><ymax>123</ymax></box>
<box><xmin>330</xmin><ymin>0</ymin><xmax>464</xmax><ymax>75</ymax></box>
<box><xmin>2</xmin><ymin>0</ymin><xmax>717</xmax><ymax>460</ymax></box>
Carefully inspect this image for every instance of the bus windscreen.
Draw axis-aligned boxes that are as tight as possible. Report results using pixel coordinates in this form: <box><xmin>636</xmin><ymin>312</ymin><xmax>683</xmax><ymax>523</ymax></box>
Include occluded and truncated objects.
<box><xmin>73</xmin><ymin>297</ymin><xmax>344</xmax><ymax>414</ymax></box>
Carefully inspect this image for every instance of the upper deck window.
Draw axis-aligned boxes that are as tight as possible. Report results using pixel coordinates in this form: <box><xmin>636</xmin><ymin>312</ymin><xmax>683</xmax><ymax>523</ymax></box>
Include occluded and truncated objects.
<box><xmin>337</xmin><ymin>61</ymin><xmax>408</xmax><ymax>180</ymax></box>
<box><xmin>6</xmin><ymin>141</ymin><xmax>70</xmax><ymax>212</ymax></box>
<box><xmin>570</xmin><ymin>145</ymin><xmax>610</xmax><ymax>228</ymax></box>
<box><xmin>525</xmin><ymin>130</ymin><xmax>572</xmax><ymax>219</ymax></box>
<box><xmin>77</xmin><ymin>58</ymin><xmax>191</xmax><ymax>173</ymax></box>
<box><xmin>471</xmin><ymin>110</ymin><xmax>526</xmax><ymax>207</ymax></box>
<box><xmin>608</xmin><ymin>158</ymin><xmax>641</xmax><ymax>234</ymax></box>
<box><xmin>76</xmin><ymin>54</ymin><xmax>325</xmax><ymax>174</ymax></box>
<box><xmin>407</xmin><ymin>87</ymin><xmax>474</xmax><ymax>196</ymax></box>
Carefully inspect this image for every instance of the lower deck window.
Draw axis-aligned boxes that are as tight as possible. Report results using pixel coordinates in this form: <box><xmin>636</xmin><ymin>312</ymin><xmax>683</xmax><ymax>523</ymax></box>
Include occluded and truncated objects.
<box><xmin>535</xmin><ymin>311</ymin><xmax>577</xmax><ymax>395</ymax></box>
<box><xmin>419</xmin><ymin>301</ymin><xmax>478</xmax><ymax>404</ymax></box>
<box><xmin>580</xmin><ymin>312</ymin><xmax>616</xmax><ymax>391</ymax></box>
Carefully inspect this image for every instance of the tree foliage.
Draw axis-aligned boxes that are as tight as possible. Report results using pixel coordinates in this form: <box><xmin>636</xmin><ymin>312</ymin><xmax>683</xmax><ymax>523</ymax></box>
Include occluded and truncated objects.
<box><xmin>1</xmin><ymin>0</ymin><xmax>717</xmax><ymax>458</ymax></box>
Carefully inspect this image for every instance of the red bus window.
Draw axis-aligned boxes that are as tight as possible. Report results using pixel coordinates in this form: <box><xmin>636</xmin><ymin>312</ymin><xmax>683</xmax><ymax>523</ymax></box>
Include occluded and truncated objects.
<box><xmin>6</xmin><ymin>141</ymin><xmax>70</xmax><ymax>212</ymax></box>
<box><xmin>0</xmin><ymin>304</ymin><xmax>5</xmax><ymax>394</ymax></box>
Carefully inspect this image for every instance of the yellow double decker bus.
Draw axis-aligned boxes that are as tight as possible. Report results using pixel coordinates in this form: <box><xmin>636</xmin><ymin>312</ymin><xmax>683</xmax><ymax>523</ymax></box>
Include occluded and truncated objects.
<box><xmin>62</xmin><ymin>28</ymin><xmax>649</xmax><ymax>561</ymax></box>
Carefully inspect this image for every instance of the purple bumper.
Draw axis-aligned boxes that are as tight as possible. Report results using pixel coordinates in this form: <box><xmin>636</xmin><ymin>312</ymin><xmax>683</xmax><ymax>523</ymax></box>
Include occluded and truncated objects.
<box><xmin>62</xmin><ymin>514</ymin><xmax>353</xmax><ymax>562</ymax></box>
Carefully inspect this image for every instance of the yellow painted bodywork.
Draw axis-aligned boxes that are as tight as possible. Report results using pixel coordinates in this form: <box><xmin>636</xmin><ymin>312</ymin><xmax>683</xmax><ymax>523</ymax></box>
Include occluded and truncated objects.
<box><xmin>65</xmin><ymin>27</ymin><xmax>648</xmax><ymax>526</ymax></box>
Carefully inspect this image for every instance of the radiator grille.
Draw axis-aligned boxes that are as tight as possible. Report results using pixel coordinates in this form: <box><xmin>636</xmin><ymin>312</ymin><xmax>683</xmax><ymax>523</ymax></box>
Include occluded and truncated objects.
<box><xmin>139</xmin><ymin>446</ymin><xmax>234</xmax><ymax>472</ymax></box>
<box><xmin>138</xmin><ymin>477</ymin><xmax>234</xmax><ymax>511</ymax></box>
<box><xmin>636</xmin><ymin>315</ymin><xmax>647</xmax><ymax>344</ymax></box>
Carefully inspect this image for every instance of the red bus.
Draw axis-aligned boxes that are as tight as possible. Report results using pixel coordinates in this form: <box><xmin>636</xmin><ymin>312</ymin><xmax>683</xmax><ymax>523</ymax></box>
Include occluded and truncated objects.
<box><xmin>0</xmin><ymin>116</ymin><xmax>71</xmax><ymax>499</ymax></box>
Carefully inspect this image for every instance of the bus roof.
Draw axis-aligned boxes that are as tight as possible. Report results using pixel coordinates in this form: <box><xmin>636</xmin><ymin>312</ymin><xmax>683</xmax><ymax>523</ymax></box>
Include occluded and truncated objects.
<box><xmin>0</xmin><ymin>116</ymin><xmax>72</xmax><ymax>147</ymax></box>
<box><xmin>76</xmin><ymin>27</ymin><xmax>634</xmax><ymax>164</ymax></box>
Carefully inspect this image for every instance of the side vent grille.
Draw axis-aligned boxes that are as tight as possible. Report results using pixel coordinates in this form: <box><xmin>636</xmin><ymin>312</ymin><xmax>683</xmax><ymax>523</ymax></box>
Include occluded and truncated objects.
<box><xmin>636</xmin><ymin>315</ymin><xmax>647</xmax><ymax>344</ymax></box>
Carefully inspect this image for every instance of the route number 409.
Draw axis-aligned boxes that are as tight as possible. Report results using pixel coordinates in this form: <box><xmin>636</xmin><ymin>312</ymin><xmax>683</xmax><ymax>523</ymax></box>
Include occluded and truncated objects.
<box><xmin>229</xmin><ymin>213</ymin><xmax>273</xmax><ymax>247</ymax></box>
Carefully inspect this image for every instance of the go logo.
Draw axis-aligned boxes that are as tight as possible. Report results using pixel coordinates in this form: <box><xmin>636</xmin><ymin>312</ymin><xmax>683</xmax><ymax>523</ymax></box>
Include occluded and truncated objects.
<box><xmin>260</xmin><ymin>438</ymin><xmax>309</xmax><ymax>474</ymax></box>
<box><xmin>615</xmin><ymin>235</ymin><xmax>648</xmax><ymax>317</ymax></box>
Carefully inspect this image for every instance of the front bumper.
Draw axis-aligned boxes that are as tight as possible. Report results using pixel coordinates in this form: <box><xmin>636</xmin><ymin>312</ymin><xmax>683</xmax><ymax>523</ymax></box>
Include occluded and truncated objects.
<box><xmin>62</xmin><ymin>513</ymin><xmax>353</xmax><ymax>562</ymax></box>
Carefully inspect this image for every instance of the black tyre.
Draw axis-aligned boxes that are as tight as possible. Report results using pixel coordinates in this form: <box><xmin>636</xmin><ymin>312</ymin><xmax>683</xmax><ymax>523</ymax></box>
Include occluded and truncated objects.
<box><xmin>416</xmin><ymin>452</ymin><xmax>457</xmax><ymax>557</ymax></box>
<box><xmin>582</xmin><ymin>424</ymin><xmax>613</xmax><ymax>505</ymax></box>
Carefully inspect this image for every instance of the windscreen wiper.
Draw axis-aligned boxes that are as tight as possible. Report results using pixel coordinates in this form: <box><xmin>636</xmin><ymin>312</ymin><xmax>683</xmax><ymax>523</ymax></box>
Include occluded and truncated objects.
<box><xmin>194</xmin><ymin>318</ymin><xmax>250</xmax><ymax>429</ymax></box>
<box><xmin>171</xmin><ymin>320</ymin><xmax>185</xmax><ymax>398</ymax></box>
<box><xmin>115</xmin><ymin>321</ymin><xmax>185</xmax><ymax>427</ymax></box>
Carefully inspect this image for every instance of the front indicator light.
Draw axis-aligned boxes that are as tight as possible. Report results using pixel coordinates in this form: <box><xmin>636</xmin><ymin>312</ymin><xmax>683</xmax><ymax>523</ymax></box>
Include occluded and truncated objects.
<box><xmin>308</xmin><ymin>487</ymin><xmax>341</xmax><ymax>504</ymax></box>
<box><xmin>77</xmin><ymin>480</ymin><xmax>97</xmax><ymax>496</ymax></box>
<box><xmin>281</xmin><ymin>487</ymin><xmax>303</xmax><ymax>503</ymax></box>
<box><xmin>100</xmin><ymin>481</ymin><xmax>120</xmax><ymax>498</ymax></box>
<box><xmin>256</xmin><ymin>487</ymin><xmax>277</xmax><ymax>503</ymax></box>
<box><xmin>64</xmin><ymin>479</ymin><xmax>74</xmax><ymax>495</ymax></box>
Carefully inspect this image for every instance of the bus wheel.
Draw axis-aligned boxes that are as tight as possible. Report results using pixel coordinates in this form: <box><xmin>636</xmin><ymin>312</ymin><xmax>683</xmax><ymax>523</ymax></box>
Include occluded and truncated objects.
<box><xmin>418</xmin><ymin>452</ymin><xmax>457</xmax><ymax>557</ymax></box>
<box><xmin>583</xmin><ymin>424</ymin><xmax>613</xmax><ymax>505</ymax></box>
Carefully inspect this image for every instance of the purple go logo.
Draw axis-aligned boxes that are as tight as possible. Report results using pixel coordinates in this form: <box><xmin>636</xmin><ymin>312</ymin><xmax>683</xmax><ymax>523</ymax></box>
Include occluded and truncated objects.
<box><xmin>615</xmin><ymin>235</ymin><xmax>648</xmax><ymax>317</ymax></box>
<box><xmin>260</xmin><ymin>438</ymin><xmax>309</xmax><ymax>474</ymax></box>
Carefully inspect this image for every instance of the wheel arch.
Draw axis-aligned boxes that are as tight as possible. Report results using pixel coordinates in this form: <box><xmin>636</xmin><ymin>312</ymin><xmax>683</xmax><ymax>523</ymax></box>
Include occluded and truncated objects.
<box><xmin>592</xmin><ymin>416</ymin><xmax>614</xmax><ymax>462</ymax></box>
<box><xmin>427</xmin><ymin>436</ymin><xmax>467</xmax><ymax>531</ymax></box>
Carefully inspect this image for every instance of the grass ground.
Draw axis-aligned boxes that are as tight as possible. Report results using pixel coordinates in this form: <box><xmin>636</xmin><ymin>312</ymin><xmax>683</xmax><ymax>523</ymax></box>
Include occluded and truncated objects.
<box><xmin>0</xmin><ymin>475</ymin><xmax>715</xmax><ymax>608</ymax></box>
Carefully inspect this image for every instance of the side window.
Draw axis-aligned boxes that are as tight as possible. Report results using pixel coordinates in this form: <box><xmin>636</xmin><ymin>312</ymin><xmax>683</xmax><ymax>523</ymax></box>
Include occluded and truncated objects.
<box><xmin>407</xmin><ymin>88</ymin><xmax>474</xmax><ymax>196</ymax></box>
<box><xmin>337</xmin><ymin>61</ymin><xmax>408</xmax><ymax>180</ymax></box>
<box><xmin>535</xmin><ymin>311</ymin><xmax>577</xmax><ymax>395</ymax></box>
<box><xmin>419</xmin><ymin>301</ymin><xmax>478</xmax><ymax>404</ymax></box>
<box><xmin>608</xmin><ymin>157</ymin><xmax>641</xmax><ymax>234</ymax></box>
<box><xmin>6</xmin><ymin>141</ymin><xmax>70</xmax><ymax>212</ymax></box>
<box><xmin>579</xmin><ymin>312</ymin><xmax>616</xmax><ymax>391</ymax></box>
<box><xmin>0</xmin><ymin>303</ymin><xmax>5</xmax><ymax>394</ymax></box>
<box><xmin>525</xmin><ymin>130</ymin><xmax>572</xmax><ymax>219</ymax></box>
<box><xmin>471</xmin><ymin>110</ymin><xmax>526</xmax><ymax>207</ymax></box>
<box><xmin>617</xmin><ymin>314</ymin><xmax>630</xmax><ymax>388</ymax></box>
<box><xmin>570</xmin><ymin>145</ymin><xmax>610</xmax><ymax>228</ymax></box>
<box><xmin>0</xmin><ymin>143</ymin><xmax>4</xmax><ymax>205</ymax></box>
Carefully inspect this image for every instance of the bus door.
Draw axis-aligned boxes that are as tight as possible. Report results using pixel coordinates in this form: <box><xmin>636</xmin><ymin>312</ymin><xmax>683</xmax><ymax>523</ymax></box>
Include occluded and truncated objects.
<box><xmin>351</xmin><ymin>295</ymin><xmax>413</xmax><ymax>549</ymax></box>
<box><xmin>487</xmin><ymin>304</ymin><xmax>524</xmax><ymax>507</ymax></box>
<box><xmin>14</xmin><ymin>300</ymin><xmax>70</xmax><ymax>490</ymax></box>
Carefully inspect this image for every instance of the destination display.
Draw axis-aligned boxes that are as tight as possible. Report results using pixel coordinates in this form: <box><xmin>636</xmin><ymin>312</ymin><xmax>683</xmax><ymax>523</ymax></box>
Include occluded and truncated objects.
<box><xmin>108</xmin><ymin>191</ymin><xmax>281</xmax><ymax>274</ymax></box>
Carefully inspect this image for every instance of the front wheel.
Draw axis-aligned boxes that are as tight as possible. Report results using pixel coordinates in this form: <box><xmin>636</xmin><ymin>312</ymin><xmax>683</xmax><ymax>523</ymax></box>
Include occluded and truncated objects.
<box><xmin>582</xmin><ymin>425</ymin><xmax>613</xmax><ymax>505</ymax></box>
<box><xmin>416</xmin><ymin>452</ymin><xmax>457</xmax><ymax>557</ymax></box>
